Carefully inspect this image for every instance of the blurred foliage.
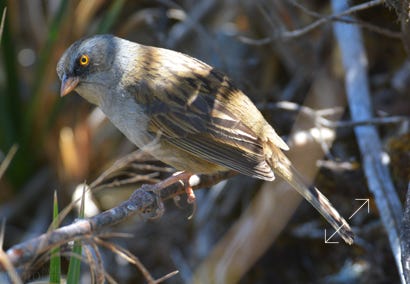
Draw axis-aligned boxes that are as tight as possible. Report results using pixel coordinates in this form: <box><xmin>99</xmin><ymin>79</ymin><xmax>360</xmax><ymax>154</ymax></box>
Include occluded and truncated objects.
<box><xmin>0</xmin><ymin>0</ymin><xmax>409</xmax><ymax>283</ymax></box>
<box><xmin>0</xmin><ymin>0</ymin><xmax>127</xmax><ymax>188</ymax></box>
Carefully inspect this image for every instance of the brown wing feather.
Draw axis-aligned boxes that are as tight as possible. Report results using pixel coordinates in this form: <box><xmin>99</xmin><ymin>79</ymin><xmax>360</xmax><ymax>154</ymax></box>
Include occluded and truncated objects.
<box><xmin>132</xmin><ymin>57</ymin><xmax>275</xmax><ymax>180</ymax></box>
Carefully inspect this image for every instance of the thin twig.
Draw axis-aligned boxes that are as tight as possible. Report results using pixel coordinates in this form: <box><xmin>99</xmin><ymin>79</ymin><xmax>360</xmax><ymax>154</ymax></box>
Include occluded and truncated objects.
<box><xmin>0</xmin><ymin>219</ymin><xmax>22</xmax><ymax>283</ymax></box>
<box><xmin>83</xmin><ymin>245</ymin><xmax>98</xmax><ymax>284</ymax></box>
<box><xmin>0</xmin><ymin>144</ymin><xmax>18</xmax><ymax>180</ymax></box>
<box><xmin>89</xmin><ymin>150</ymin><xmax>174</xmax><ymax>193</ymax></box>
<box><xmin>95</xmin><ymin>238</ymin><xmax>155</xmax><ymax>283</ymax></box>
<box><xmin>90</xmin><ymin>151</ymin><xmax>161</xmax><ymax>188</ymax></box>
<box><xmin>0</xmin><ymin>219</ymin><xmax>4</xmax><ymax>249</ymax></box>
<box><xmin>155</xmin><ymin>270</ymin><xmax>180</xmax><ymax>283</ymax></box>
<box><xmin>92</xmin><ymin>172</ymin><xmax>160</xmax><ymax>191</ymax></box>
<box><xmin>158</xmin><ymin>0</ymin><xmax>218</xmax><ymax>49</ymax></box>
<box><xmin>289</xmin><ymin>0</ymin><xmax>392</xmax><ymax>36</ymax></box>
<box><xmin>0</xmin><ymin>249</ymin><xmax>22</xmax><ymax>284</ymax></box>
<box><xmin>86</xmin><ymin>241</ymin><xmax>105</xmax><ymax>284</ymax></box>
<box><xmin>319</xmin><ymin>116</ymin><xmax>408</xmax><ymax>128</ymax></box>
<box><xmin>239</xmin><ymin>0</ymin><xmax>400</xmax><ymax>45</ymax></box>
<box><xmin>260</xmin><ymin>101</ymin><xmax>408</xmax><ymax>128</ymax></box>
<box><xmin>0</xmin><ymin>7</ymin><xmax>7</xmax><ymax>46</ymax></box>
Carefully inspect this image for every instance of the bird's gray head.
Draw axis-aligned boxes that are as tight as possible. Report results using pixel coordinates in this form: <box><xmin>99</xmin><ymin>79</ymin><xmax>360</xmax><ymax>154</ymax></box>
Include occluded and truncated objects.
<box><xmin>56</xmin><ymin>34</ymin><xmax>125</xmax><ymax>105</ymax></box>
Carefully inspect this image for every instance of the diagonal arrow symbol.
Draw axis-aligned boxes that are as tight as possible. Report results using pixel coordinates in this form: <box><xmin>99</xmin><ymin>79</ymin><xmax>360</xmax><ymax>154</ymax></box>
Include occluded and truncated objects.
<box><xmin>349</xmin><ymin>198</ymin><xmax>370</xmax><ymax>220</ymax></box>
<box><xmin>324</xmin><ymin>223</ymin><xmax>346</xmax><ymax>244</ymax></box>
<box><xmin>324</xmin><ymin>198</ymin><xmax>370</xmax><ymax>244</ymax></box>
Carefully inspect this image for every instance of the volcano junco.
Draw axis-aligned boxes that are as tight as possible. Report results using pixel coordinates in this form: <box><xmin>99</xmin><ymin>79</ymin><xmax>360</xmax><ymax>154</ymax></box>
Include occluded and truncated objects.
<box><xmin>57</xmin><ymin>34</ymin><xmax>353</xmax><ymax>244</ymax></box>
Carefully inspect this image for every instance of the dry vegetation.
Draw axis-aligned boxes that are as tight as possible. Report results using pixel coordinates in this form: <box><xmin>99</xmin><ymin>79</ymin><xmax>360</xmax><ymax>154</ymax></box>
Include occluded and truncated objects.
<box><xmin>0</xmin><ymin>0</ymin><xmax>409</xmax><ymax>283</ymax></box>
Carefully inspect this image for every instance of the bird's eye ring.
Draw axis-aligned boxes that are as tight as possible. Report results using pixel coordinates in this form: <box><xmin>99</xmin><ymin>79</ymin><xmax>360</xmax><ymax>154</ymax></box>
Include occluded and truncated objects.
<box><xmin>79</xmin><ymin>54</ymin><xmax>90</xmax><ymax>66</ymax></box>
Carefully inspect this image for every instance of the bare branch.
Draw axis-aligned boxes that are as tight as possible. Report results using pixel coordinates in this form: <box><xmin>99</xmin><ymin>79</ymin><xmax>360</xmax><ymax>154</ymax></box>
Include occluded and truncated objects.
<box><xmin>239</xmin><ymin>0</ymin><xmax>400</xmax><ymax>45</ymax></box>
<box><xmin>4</xmin><ymin>171</ymin><xmax>234</xmax><ymax>271</ymax></box>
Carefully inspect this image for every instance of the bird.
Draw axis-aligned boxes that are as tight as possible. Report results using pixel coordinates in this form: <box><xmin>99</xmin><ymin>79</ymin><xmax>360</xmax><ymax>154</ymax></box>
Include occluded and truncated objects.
<box><xmin>57</xmin><ymin>34</ymin><xmax>354</xmax><ymax>244</ymax></box>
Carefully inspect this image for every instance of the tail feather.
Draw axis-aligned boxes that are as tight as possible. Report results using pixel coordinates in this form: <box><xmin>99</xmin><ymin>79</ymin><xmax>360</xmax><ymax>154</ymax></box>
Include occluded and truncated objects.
<box><xmin>273</xmin><ymin>157</ymin><xmax>354</xmax><ymax>245</ymax></box>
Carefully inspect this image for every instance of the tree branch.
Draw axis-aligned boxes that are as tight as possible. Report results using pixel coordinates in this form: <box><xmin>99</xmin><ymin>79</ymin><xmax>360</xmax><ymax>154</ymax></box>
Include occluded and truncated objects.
<box><xmin>4</xmin><ymin>171</ymin><xmax>235</xmax><ymax>270</ymax></box>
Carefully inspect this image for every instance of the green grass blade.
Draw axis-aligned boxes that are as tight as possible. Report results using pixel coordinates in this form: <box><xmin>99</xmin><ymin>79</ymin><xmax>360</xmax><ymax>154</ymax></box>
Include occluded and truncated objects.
<box><xmin>67</xmin><ymin>185</ymin><xmax>86</xmax><ymax>283</ymax></box>
<box><xmin>67</xmin><ymin>240</ymin><xmax>82</xmax><ymax>284</ymax></box>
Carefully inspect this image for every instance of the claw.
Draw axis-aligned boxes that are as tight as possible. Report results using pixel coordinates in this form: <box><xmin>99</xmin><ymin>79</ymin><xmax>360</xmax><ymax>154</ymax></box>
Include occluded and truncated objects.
<box><xmin>173</xmin><ymin>195</ymin><xmax>182</xmax><ymax>208</ymax></box>
<box><xmin>185</xmin><ymin>186</ymin><xmax>196</xmax><ymax>204</ymax></box>
<box><xmin>187</xmin><ymin>200</ymin><xmax>197</xmax><ymax>220</ymax></box>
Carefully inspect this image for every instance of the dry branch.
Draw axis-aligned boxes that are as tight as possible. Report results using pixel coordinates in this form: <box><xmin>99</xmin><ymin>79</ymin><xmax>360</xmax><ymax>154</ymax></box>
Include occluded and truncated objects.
<box><xmin>4</xmin><ymin>171</ymin><xmax>235</xmax><ymax>272</ymax></box>
<box><xmin>239</xmin><ymin>0</ymin><xmax>400</xmax><ymax>45</ymax></box>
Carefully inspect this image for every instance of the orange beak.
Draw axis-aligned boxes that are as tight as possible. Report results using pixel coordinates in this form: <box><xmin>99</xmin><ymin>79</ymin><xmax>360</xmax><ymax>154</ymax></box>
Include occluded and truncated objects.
<box><xmin>60</xmin><ymin>75</ymin><xmax>79</xmax><ymax>97</ymax></box>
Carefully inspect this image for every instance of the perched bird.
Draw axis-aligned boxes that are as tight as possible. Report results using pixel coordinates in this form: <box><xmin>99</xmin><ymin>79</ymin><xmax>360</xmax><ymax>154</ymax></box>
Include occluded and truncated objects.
<box><xmin>57</xmin><ymin>34</ymin><xmax>354</xmax><ymax>244</ymax></box>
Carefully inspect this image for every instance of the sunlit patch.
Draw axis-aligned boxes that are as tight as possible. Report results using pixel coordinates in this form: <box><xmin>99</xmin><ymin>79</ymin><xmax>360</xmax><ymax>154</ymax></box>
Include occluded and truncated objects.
<box><xmin>293</xmin><ymin>127</ymin><xmax>336</xmax><ymax>146</ymax></box>
<box><xmin>188</xmin><ymin>174</ymin><xmax>201</xmax><ymax>187</ymax></box>
<box><xmin>381</xmin><ymin>151</ymin><xmax>390</xmax><ymax>165</ymax></box>
<box><xmin>310</xmin><ymin>127</ymin><xmax>335</xmax><ymax>141</ymax></box>
<box><xmin>72</xmin><ymin>183</ymin><xmax>100</xmax><ymax>217</ymax></box>
<box><xmin>293</xmin><ymin>130</ymin><xmax>309</xmax><ymax>145</ymax></box>
<box><xmin>59</xmin><ymin>127</ymin><xmax>77</xmax><ymax>174</ymax></box>
<box><xmin>167</xmin><ymin>8</ymin><xmax>186</xmax><ymax>21</ymax></box>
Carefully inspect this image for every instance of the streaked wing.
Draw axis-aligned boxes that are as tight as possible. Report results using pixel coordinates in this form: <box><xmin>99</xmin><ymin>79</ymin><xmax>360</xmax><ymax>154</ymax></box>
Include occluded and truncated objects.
<box><xmin>135</xmin><ymin>68</ymin><xmax>275</xmax><ymax>180</ymax></box>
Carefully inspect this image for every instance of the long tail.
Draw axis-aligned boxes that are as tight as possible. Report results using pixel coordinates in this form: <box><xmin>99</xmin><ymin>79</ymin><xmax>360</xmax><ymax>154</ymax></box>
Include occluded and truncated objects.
<box><xmin>273</xmin><ymin>155</ymin><xmax>354</xmax><ymax>245</ymax></box>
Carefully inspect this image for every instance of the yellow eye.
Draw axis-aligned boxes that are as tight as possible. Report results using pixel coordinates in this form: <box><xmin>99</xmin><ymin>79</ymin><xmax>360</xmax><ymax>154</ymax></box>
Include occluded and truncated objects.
<box><xmin>79</xmin><ymin>54</ymin><xmax>89</xmax><ymax>66</ymax></box>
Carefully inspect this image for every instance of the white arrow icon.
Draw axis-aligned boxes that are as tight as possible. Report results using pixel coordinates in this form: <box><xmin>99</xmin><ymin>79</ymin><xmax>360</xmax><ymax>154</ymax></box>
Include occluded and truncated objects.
<box><xmin>349</xmin><ymin>198</ymin><xmax>369</xmax><ymax>220</ymax></box>
<box><xmin>324</xmin><ymin>224</ymin><xmax>346</xmax><ymax>244</ymax></box>
<box><xmin>324</xmin><ymin>198</ymin><xmax>370</xmax><ymax>244</ymax></box>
